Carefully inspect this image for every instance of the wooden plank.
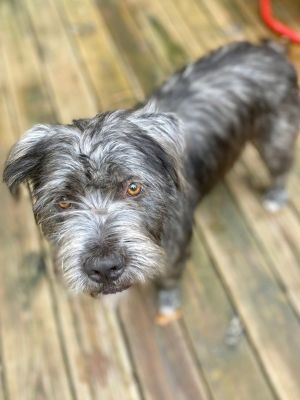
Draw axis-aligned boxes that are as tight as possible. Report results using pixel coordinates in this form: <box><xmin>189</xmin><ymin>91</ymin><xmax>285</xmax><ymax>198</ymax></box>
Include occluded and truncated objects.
<box><xmin>122</xmin><ymin>0</ymin><xmax>202</xmax><ymax>77</ymax></box>
<box><xmin>186</xmin><ymin>0</ymin><xmax>248</xmax><ymax>45</ymax></box>
<box><xmin>291</xmin><ymin>150</ymin><xmax>300</xmax><ymax>215</ymax></box>
<box><xmin>203</xmin><ymin>0</ymin><xmax>258</xmax><ymax>41</ymax></box>
<box><xmin>182</xmin><ymin>235</ymin><xmax>275</xmax><ymax>400</ymax></box>
<box><xmin>96</xmin><ymin>0</ymin><xmax>167</xmax><ymax>96</ymax></box>
<box><xmin>232</xmin><ymin>0</ymin><xmax>269</xmax><ymax>35</ymax></box>
<box><xmin>119</xmin><ymin>1</ymin><xmax>188</xmax><ymax>73</ymax></box>
<box><xmin>175</xmin><ymin>0</ymin><xmax>225</xmax><ymax>48</ymax></box>
<box><xmin>136</xmin><ymin>0</ymin><xmax>203</xmax><ymax>57</ymax></box>
<box><xmin>1</xmin><ymin>2</ymin><xmax>56</xmax><ymax>134</ymax></box>
<box><xmin>78</xmin><ymin>294</ymin><xmax>141</xmax><ymax>400</ymax></box>
<box><xmin>53</xmin><ymin>0</ymin><xmax>140</xmax><ymax>109</ymax></box>
<box><xmin>195</xmin><ymin>184</ymin><xmax>300</xmax><ymax>400</ymax></box>
<box><xmin>0</xmin><ymin>354</ymin><xmax>6</xmax><ymax>400</ymax></box>
<box><xmin>119</xmin><ymin>286</ymin><xmax>209</xmax><ymax>400</ymax></box>
<box><xmin>0</xmin><ymin>71</ymin><xmax>11</xmax><ymax>400</ymax></box>
<box><xmin>225</xmin><ymin>148</ymin><xmax>300</xmax><ymax>316</ymax></box>
<box><xmin>0</xmin><ymin>343</ymin><xmax>6</xmax><ymax>400</ymax></box>
<box><xmin>191</xmin><ymin>0</ymin><xmax>246</xmax><ymax>41</ymax></box>
<box><xmin>25</xmin><ymin>0</ymin><xmax>97</xmax><ymax>122</ymax></box>
<box><xmin>0</xmin><ymin>54</ymin><xmax>74</xmax><ymax>400</ymax></box>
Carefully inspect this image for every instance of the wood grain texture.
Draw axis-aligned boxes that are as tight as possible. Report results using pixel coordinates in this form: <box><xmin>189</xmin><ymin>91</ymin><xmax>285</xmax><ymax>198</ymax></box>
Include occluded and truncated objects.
<box><xmin>0</xmin><ymin>71</ymin><xmax>74</xmax><ymax>400</ymax></box>
<box><xmin>182</xmin><ymin>237</ymin><xmax>275</xmax><ymax>400</ymax></box>
<box><xmin>25</xmin><ymin>0</ymin><xmax>97</xmax><ymax>122</ymax></box>
<box><xmin>54</xmin><ymin>0</ymin><xmax>139</xmax><ymax>109</ymax></box>
<box><xmin>195</xmin><ymin>187</ymin><xmax>300</xmax><ymax>400</ymax></box>
<box><xmin>1</xmin><ymin>0</ymin><xmax>300</xmax><ymax>399</ymax></box>
<box><xmin>0</xmin><ymin>5</ymin><xmax>74</xmax><ymax>399</ymax></box>
<box><xmin>120</xmin><ymin>286</ymin><xmax>210</xmax><ymax>400</ymax></box>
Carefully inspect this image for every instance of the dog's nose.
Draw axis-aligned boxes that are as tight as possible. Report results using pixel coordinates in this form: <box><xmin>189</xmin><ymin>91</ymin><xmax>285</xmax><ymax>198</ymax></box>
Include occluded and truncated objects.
<box><xmin>84</xmin><ymin>257</ymin><xmax>124</xmax><ymax>283</ymax></box>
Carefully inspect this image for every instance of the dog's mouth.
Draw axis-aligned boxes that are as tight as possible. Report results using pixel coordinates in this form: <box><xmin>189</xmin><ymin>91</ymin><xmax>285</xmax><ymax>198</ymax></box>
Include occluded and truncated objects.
<box><xmin>101</xmin><ymin>284</ymin><xmax>131</xmax><ymax>295</ymax></box>
<box><xmin>90</xmin><ymin>283</ymin><xmax>132</xmax><ymax>297</ymax></box>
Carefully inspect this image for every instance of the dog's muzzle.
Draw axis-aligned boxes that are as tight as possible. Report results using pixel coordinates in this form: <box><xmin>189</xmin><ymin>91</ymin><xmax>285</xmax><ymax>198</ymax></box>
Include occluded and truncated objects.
<box><xmin>82</xmin><ymin>254</ymin><xmax>131</xmax><ymax>295</ymax></box>
<box><xmin>83</xmin><ymin>255</ymin><xmax>124</xmax><ymax>282</ymax></box>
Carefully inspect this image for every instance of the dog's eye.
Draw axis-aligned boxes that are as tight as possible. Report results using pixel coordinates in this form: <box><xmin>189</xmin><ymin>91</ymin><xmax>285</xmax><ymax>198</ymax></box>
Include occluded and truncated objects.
<box><xmin>58</xmin><ymin>198</ymin><xmax>72</xmax><ymax>209</ymax></box>
<box><xmin>127</xmin><ymin>182</ymin><xmax>142</xmax><ymax>197</ymax></box>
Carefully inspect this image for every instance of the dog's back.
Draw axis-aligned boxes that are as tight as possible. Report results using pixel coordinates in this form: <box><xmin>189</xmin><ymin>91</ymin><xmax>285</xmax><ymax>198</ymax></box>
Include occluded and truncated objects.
<box><xmin>151</xmin><ymin>41</ymin><xmax>300</xmax><ymax>199</ymax></box>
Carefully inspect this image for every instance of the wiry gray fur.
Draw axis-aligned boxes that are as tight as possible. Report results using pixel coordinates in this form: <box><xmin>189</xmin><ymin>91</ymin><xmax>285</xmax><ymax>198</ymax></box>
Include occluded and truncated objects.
<box><xmin>3</xmin><ymin>41</ymin><xmax>300</xmax><ymax>309</ymax></box>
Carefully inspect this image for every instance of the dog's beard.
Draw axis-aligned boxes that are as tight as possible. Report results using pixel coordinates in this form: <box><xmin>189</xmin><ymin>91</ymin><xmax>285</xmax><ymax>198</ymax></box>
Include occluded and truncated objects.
<box><xmin>49</xmin><ymin>209</ymin><xmax>166</xmax><ymax>295</ymax></box>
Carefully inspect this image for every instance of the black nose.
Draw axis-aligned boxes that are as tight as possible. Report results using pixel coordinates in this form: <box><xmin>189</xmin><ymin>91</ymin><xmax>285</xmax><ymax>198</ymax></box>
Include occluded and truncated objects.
<box><xmin>83</xmin><ymin>256</ymin><xmax>124</xmax><ymax>283</ymax></box>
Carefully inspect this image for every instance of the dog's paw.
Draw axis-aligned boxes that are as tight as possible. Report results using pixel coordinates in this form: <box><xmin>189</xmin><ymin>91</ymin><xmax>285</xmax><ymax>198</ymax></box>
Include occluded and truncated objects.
<box><xmin>155</xmin><ymin>287</ymin><xmax>182</xmax><ymax>325</ymax></box>
<box><xmin>155</xmin><ymin>309</ymin><xmax>182</xmax><ymax>325</ymax></box>
<box><xmin>262</xmin><ymin>189</ymin><xmax>288</xmax><ymax>213</ymax></box>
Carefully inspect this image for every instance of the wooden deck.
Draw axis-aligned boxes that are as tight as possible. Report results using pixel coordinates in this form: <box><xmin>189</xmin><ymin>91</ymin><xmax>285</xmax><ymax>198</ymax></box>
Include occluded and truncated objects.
<box><xmin>1</xmin><ymin>0</ymin><xmax>300</xmax><ymax>399</ymax></box>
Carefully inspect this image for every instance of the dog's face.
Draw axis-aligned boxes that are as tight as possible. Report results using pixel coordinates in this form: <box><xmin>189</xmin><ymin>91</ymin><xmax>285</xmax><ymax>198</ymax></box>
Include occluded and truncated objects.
<box><xmin>3</xmin><ymin>105</ymin><xmax>184</xmax><ymax>295</ymax></box>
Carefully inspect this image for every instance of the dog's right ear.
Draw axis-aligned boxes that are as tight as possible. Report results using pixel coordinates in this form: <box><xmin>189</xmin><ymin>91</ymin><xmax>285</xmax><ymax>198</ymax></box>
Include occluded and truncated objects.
<box><xmin>72</xmin><ymin>118</ymin><xmax>91</xmax><ymax>131</ymax></box>
<box><xmin>3</xmin><ymin>124</ymin><xmax>52</xmax><ymax>197</ymax></box>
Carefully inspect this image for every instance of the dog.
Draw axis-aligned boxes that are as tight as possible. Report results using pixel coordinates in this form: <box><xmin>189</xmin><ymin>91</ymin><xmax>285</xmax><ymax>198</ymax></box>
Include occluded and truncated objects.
<box><xmin>3</xmin><ymin>41</ymin><xmax>299</xmax><ymax>315</ymax></box>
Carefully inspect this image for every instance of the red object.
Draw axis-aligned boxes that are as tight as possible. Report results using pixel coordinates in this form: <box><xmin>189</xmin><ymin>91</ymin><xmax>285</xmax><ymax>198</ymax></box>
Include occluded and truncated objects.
<box><xmin>260</xmin><ymin>0</ymin><xmax>300</xmax><ymax>44</ymax></box>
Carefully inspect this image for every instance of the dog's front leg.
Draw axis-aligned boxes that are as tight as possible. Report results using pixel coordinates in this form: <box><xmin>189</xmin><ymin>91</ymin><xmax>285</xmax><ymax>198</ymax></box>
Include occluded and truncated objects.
<box><xmin>155</xmin><ymin>253</ymin><xmax>189</xmax><ymax>325</ymax></box>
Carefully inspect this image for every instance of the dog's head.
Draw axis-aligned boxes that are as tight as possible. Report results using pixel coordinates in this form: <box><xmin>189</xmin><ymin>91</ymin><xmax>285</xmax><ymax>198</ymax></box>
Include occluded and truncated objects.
<box><xmin>3</xmin><ymin>104</ymin><xmax>184</xmax><ymax>295</ymax></box>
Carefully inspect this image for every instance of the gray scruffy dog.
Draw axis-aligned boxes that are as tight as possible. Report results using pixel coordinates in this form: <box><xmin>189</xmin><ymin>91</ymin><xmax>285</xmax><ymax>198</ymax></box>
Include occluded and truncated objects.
<box><xmin>3</xmin><ymin>41</ymin><xmax>300</xmax><ymax>315</ymax></box>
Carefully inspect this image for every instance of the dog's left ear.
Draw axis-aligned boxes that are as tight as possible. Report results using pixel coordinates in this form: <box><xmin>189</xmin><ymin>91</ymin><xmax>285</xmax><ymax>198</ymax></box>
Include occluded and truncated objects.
<box><xmin>130</xmin><ymin>103</ymin><xmax>185</xmax><ymax>189</ymax></box>
<box><xmin>3</xmin><ymin>124</ymin><xmax>52</xmax><ymax>197</ymax></box>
